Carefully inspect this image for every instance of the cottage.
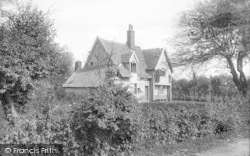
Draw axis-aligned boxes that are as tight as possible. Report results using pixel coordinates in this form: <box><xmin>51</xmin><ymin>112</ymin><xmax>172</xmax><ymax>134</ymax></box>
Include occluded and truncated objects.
<box><xmin>62</xmin><ymin>25</ymin><xmax>173</xmax><ymax>102</ymax></box>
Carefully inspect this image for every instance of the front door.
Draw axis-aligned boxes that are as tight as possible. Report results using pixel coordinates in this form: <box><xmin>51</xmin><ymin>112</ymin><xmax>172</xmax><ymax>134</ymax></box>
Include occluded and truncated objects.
<box><xmin>145</xmin><ymin>86</ymin><xmax>149</xmax><ymax>101</ymax></box>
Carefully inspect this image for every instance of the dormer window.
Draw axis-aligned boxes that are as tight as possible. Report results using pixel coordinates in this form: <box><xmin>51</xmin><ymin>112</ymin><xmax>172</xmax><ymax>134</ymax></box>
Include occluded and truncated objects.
<box><xmin>161</xmin><ymin>69</ymin><xmax>166</xmax><ymax>76</ymax></box>
<box><xmin>131</xmin><ymin>62</ymin><xmax>137</xmax><ymax>73</ymax></box>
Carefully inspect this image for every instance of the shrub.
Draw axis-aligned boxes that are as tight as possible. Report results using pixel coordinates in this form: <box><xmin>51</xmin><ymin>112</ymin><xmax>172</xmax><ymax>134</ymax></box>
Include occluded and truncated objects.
<box><xmin>0</xmin><ymin>110</ymin><xmax>79</xmax><ymax>155</ymax></box>
<box><xmin>70</xmin><ymin>84</ymin><xmax>142</xmax><ymax>156</ymax></box>
<box><xmin>138</xmin><ymin>99</ymin><xmax>244</xmax><ymax>148</ymax></box>
<box><xmin>0</xmin><ymin>83</ymin><xmax>79</xmax><ymax>155</ymax></box>
<box><xmin>205</xmin><ymin>99</ymin><xmax>244</xmax><ymax>134</ymax></box>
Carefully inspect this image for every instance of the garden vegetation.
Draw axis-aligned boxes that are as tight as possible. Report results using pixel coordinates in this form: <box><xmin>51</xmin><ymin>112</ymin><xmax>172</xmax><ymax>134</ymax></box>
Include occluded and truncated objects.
<box><xmin>0</xmin><ymin>1</ymin><xmax>249</xmax><ymax>156</ymax></box>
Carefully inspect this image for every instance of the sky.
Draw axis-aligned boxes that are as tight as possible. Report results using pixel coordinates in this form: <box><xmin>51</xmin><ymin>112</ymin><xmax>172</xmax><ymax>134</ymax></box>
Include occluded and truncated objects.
<box><xmin>3</xmin><ymin>0</ymin><xmax>250</xmax><ymax>78</ymax></box>
<box><xmin>17</xmin><ymin>0</ymin><xmax>195</xmax><ymax>60</ymax></box>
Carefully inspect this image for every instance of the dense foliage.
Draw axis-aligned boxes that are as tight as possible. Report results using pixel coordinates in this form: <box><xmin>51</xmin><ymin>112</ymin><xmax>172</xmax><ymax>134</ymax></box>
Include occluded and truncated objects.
<box><xmin>0</xmin><ymin>82</ymin><xmax>246</xmax><ymax>155</ymax></box>
<box><xmin>0</xmin><ymin>3</ymin><xmax>73</xmax><ymax>119</ymax></box>
<box><xmin>0</xmin><ymin>2</ymin><xmax>248</xmax><ymax>156</ymax></box>
<box><xmin>172</xmin><ymin>74</ymin><xmax>249</xmax><ymax>101</ymax></box>
<box><xmin>0</xmin><ymin>81</ymin><xmax>78</xmax><ymax>155</ymax></box>
<box><xmin>70</xmin><ymin>84</ymin><xmax>141</xmax><ymax>156</ymax></box>
<box><xmin>138</xmin><ymin>99</ymin><xmax>245</xmax><ymax>149</ymax></box>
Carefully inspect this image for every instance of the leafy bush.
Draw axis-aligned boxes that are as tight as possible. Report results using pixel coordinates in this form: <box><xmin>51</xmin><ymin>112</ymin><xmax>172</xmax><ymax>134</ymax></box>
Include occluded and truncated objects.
<box><xmin>0</xmin><ymin>109</ymin><xmax>79</xmax><ymax>155</ymax></box>
<box><xmin>138</xmin><ymin>99</ymin><xmax>244</xmax><ymax>148</ymax></box>
<box><xmin>70</xmin><ymin>84</ymin><xmax>142</xmax><ymax>156</ymax></box>
<box><xmin>0</xmin><ymin>80</ymin><xmax>79</xmax><ymax>155</ymax></box>
<box><xmin>0</xmin><ymin>77</ymin><xmax>245</xmax><ymax>156</ymax></box>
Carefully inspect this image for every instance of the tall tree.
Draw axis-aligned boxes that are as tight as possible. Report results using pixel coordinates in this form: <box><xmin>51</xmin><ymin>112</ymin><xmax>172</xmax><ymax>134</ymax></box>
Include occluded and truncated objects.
<box><xmin>56</xmin><ymin>45</ymin><xmax>74</xmax><ymax>77</ymax></box>
<box><xmin>0</xmin><ymin>3</ymin><xmax>62</xmax><ymax>118</ymax></box>
<box><xmin>172</xmin><ymin>0</ymin><xmax>250</xmax><ymax>97</ymax></box>
<box><xmin>196</xmin><ymin>76</ymin><xmax>209</xmax><ymax>100</ymax></box>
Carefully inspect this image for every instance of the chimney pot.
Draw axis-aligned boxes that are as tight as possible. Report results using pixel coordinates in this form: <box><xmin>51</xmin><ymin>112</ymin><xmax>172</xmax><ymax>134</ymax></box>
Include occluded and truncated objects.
<box><xmin>75</xmin><ymin>60</ymin><xmax>82</xmax><ymax>71</ymax></box>
<box><xmin>129</xmin><ymin>24</ymin><xmax>133</xmax><ymax>30</ymax></box>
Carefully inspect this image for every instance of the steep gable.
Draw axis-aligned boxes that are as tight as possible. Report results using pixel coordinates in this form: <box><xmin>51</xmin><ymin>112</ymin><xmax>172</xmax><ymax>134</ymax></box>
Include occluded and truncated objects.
<box><xmin>142</xmin><ymin>48</ymin><xmax>162</xmax><ymax>70</ymax></box>
<box><xmin>129</xmin><ymin>52</ymin><xmax>138</xmax><ymax>63</ymax></box>
<box><xmin>142</xmin><ymin>48</ymin><xmax>173</xmax><ymax>72</ymax></box>
<box><xmin>99</xmin><ymin>38</ymin><xmax>151</xmax><ymax>79</ymax></box>
<box><xmin>84</xmin><ymin>37</ymin><xmax>113</xmax><ymax>68</ymax></box>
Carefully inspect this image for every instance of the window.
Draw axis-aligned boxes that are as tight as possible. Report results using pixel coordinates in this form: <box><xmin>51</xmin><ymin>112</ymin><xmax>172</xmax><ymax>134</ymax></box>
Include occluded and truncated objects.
<box><xmin>158</xmin><ymin>86</ymin><xmax>163</xmax><ymax>94</ymax></box>
<box><xmin>161</xmin><ymin>69</ymin><xmax>166</xmax><ymax>76</ymax></box>
<box><xmin>90</xmin><ymin>61</ymin><xmax>93</xmax><ymax>66</ymax></box>
<box><xmin>131</xmin><ymin>62</ymin><xmax>137</xmax><ymax>73</ymax></box>
<box><xmin>134</xmin><ymin>83</ymin><xmax>137</xmax><ymax>94</ymax></box>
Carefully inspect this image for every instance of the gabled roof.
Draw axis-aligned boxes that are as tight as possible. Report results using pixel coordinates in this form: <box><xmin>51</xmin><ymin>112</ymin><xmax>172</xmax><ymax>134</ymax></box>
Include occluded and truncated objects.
<box><xmin>99</xmin><ymin>38</ymin><xmax>151</xmax><ymax>79</ymax></box>
<box><xmin>164</xmin><ymin>50</ymin><xmax>173</xmax><ymax>73</ymax></box>
<box><xmin>142</xmin><ymin>48</ymin><xmax>173</xmax><ymax>72</ymax></box>
<box><xmin>121</xmin><ymin>52</ymin><xmax>133</xmax><ymax>63</ymax></box>
<box><xmin>99</xmin><ymin>38</ymin><xmax>132</xmax><ymax>65</ymax></box>
<box><xmin>142</xmin><ymin>48</ymin><xmax>162</xmax><ymax>70</ymax></box>
<box><xmin>63</xmin><ymin>34</ymin><xmax>174</xmax><ymax>88</ymax></box>
<box><xmin>117</xmin><ymin>64</ymin><xmax>131</xmax><ymax>78</ymax></box>
<box><xmin>62</xmin><ymin>65</ymin><xmax>117</xmax><ymax>88</ymax></box>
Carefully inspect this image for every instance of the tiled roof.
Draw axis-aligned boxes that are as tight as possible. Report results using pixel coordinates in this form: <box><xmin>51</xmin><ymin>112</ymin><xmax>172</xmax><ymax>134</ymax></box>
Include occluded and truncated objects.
<box><xmin>121</xmin><ymin>53</ymin><xmax>133</xmax><ymax>63</ymax></box>
<box><xmin>164</xmin><ymin>51</ymin><xmax>173</xmax><ymax>72</ymax></box>
<box><xmin>117</xmin><ymin>64</ymin><xmax>131</xmax><ymax>78</ymax></box>
<box><xmin>63</xmin><ymin>36</ymin><xmax>174</xmax><ymax>88</ymax></box>
<box><xmin>99</xmin><ymin>38</ymin><xmax>151</xmax><ymax>79</ymax></box>
<box><xmin>100</xmin><ymin>38</ymin><xmax>131</xmax><ymax>64</ymax></box>
<box><xmin>142</xmin><ymin>48</ymin><xmax>173</xmax><ymax>72</ymax></box>
<box><xmin>62</xmin><ymin>65</ymin><xmax>116</xmax><ymax>88</ymax></box>
<box><xmin>142</xmin><ymin>48</ymin><xmax>162</xmax><ymax>70</ymax></box>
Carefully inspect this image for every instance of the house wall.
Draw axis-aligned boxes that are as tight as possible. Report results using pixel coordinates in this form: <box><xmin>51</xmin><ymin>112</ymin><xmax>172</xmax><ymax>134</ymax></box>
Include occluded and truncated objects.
<box><xmin>115</xmin><ymin>73</ymin><xmax>150</xmax><ymax>102</ymax></box>
<box><xmin>155</xmin><ymin>51</ymin><xmax>172</xmax><ymax>86</ymax></box>
<box><xmin>146</xmin><ymin>70</ymin><xmax>155</xmax><ymax>101</ymax></box>
<box><xmin>151</xmin><ymin>51</ymin><xmax>173</xmax><ymax>101</ymax></box>
<box><xmin>86</xmin><ymin>40</ymin><xmax>110</xmax><ymax>67</ymax></box>
<box><xmin>135</xmin><ymin>79</ymin><xmax>150</xmax><ymax>102</ymax></box>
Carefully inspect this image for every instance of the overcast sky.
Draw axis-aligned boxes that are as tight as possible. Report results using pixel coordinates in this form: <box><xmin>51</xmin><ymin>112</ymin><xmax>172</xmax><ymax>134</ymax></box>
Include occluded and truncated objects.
<box><xmin>5</xmin><ymin>0</ymin><xmax>250</xmax><ymax>78</ymax></box>
<box><xmin>17</xmin><ymin>0</ymin><xmax>195</xmax><ymax>60</ymax></box>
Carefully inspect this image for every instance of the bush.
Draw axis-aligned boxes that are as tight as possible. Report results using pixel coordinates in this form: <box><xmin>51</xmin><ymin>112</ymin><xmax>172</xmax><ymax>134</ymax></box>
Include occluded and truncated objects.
<box><xmin>0</xmin><ymin>78</ymin><xmax>245</xmax><ymax>155</ymax></box>
<box><xmin>137</xmin><ymin>99</ymin><xmax>244</xmax><ymax>148</ymax></box>
<box><xmin>0</xmin><ymin>82</ymin><xmax>79</xmax><ymax>155</ymax></box>
<box><xmin>70</xmin><ymin>84</ymin><xmax>142</xmax><ymax>156</ymax></box>
<box><xmin>0</xmin><ymin>109</ymin><xmax>79</xmax><ymax>155</ymax></box>
<box><xmin>205</xmin><ymin>99</ymin><xmax>243</xmax><ymax>134</ymax></box>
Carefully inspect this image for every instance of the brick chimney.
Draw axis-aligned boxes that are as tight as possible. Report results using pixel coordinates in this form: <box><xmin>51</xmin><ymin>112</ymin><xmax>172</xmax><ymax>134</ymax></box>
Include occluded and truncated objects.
<box><xmin>126</xmin><ymin>24</ymin><xmax>135</xmax><ymax>49</ymax></box>
<box><xmin>74</xmin><ymin>60</ymin><xmax>82</xmax><ymax>71</ymax></box>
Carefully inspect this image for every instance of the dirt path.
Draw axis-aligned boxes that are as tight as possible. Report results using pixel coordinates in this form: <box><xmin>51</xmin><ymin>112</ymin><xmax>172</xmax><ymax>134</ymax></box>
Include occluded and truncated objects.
<box><xmin>194</xmin><ymin>138</ymin><xmax>250</xmax><ymax>156</ymax></box>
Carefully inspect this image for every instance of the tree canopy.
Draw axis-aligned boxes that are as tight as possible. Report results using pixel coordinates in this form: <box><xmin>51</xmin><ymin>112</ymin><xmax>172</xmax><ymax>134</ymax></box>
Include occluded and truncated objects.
<box><xmin>0</xmin><ymin>3</ymin><xmax>72</xmax><ymax>118</ymax></box>
<box><xmin>172</xmin><ymin>0</ymin><xmax>250</xmax><ymax>97</ymax></box>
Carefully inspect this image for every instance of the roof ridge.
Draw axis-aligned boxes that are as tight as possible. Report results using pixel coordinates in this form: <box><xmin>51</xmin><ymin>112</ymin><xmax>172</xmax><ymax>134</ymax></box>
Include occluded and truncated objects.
<box><xmin>142</xmin><ymin>48</ymin><xmax>163</xmax><ymax>51</ymax></box>
<box><xmin>99</xmin><ymin>37</ymin><xmax>126</xmax><ymax>46</ymax></box>
<box><xmin>99</xmin><ymin>37</ymin><xmax>142</xmax><ymax>49</ymax></box>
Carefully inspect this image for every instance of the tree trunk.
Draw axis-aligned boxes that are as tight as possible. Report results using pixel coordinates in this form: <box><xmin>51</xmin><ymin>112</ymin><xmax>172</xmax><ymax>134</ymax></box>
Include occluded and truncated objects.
<box><xmin>227</xmin><ymin>56</ymin><xmax>248</xmax><ymax>98</ymax></box>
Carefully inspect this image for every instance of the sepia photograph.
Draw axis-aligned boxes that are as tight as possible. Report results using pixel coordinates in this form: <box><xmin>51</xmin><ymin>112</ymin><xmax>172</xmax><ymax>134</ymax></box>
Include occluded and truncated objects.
<box><xmin>0</xmin><ymin>0</ymin><xmax>249</xmax><ymax>155</ymax></box>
